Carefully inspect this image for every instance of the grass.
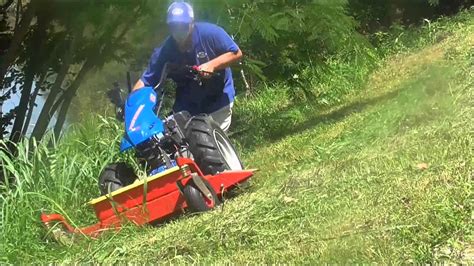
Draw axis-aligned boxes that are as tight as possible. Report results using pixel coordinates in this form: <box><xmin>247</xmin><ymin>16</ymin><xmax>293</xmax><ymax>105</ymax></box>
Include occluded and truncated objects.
<box><xmin>0</xmin><ymin>10</ymin><xmax>473</xmax><ymax>264</ymax></box>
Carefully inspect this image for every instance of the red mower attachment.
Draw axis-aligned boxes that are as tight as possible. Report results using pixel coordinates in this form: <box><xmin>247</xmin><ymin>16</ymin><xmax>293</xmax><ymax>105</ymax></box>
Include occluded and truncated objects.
<box><xmin>41</xmin><ymin>158</ymin><xmax>255</xmax><ymax>240</ymax></box>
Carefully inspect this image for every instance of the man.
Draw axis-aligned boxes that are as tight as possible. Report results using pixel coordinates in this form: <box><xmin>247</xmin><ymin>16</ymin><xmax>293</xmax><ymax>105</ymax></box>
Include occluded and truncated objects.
<box><xmin>133</xmin><ymin>1</ymin><xmax>243</xmax><ymax>132</ymax></box>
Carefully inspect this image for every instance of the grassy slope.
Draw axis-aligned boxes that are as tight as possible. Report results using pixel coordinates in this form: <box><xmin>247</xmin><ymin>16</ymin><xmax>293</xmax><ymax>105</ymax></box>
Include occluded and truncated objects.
<box><xmin>2</xmin><ymin>13</ymin><xmax>473</xmax><ymax>264</ymax></box>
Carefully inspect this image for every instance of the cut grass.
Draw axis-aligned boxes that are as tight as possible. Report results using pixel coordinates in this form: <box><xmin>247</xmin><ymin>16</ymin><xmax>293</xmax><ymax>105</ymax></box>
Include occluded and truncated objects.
<box><xmin>1</xmin><ymin>11</ymin><xmax>473</xmax><ymax>264</ymax></box>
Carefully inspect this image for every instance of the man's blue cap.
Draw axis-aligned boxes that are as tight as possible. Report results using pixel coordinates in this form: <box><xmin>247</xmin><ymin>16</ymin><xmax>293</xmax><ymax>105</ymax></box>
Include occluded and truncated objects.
<box><xmin>167</xmin><ymin>2</ymin><xmax>194</xmax><ymax>24</ymax></box>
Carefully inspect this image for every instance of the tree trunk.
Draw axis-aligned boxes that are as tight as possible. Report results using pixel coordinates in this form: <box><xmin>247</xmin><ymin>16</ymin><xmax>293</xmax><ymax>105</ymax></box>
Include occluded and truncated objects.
<box><xmin>8</xmin><ymin>62</ymin><xmax>33</xmax><ymax>143</ymax></box>
<box><xmin>22</xmin><ymin>41</ymin><xmax>62</xmax><ymax>136</ymax></box>
<box><xmin>21</xmin><ymin>76</ymin><xmax>40</xmax><ymax>136</ymax></box>
<box><xmin>38</xmin><ymin>4</ymin><xmax>142</xmax><ymax>141</ymax></box>
<box><xmin>9</xmin><ymin>9</ymin><xmax>49</xmax><ymax>143</ymax></box>
<box><xmin>50</xmin><ymin>54</ymin><xmax>98</xmax><ymax>141</ymax></box>
<box><xmin>15</xmin><ymin>0</ymin><xmax>22</xmax><ymax>28</ymax></box>
<box><xmin>0</xmin><ymin>1</ymin><xmax>37</xmax><ymax>88</ymax></box>
<box><xmin>51</xmin><ymin>58</ymin><xmax>94</xmax><ymax>132</ymax></box>
<box><xmin>30</xmin><ymin>60</ymin><xmax>71</xmax><ymax>140</ymax></box>
<box><xmin>50</xmin><ymin>11</ymin><xmax>140</xmax><ymax>140</ymax></box>
<box><xmin>53</xmin><ymin>94</ymin><xmax>70</xmax><ymax>139</ymax></box>
<box><xmin>30</xmin><ymin>35</ymin><xmax>76</xmax><ymax>141</ymax></box>
<box><xmin>32</xmin><ymin>56</ymin><xmax>94</xmax><ymax>141</ymax></box>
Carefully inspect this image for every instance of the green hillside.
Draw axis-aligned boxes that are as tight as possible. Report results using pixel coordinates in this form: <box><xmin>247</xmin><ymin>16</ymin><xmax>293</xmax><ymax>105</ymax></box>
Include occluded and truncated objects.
<box><xmin>1</xmin><ymin>10</ymin><xmax>472</xmax><ymax>264</ymax></box>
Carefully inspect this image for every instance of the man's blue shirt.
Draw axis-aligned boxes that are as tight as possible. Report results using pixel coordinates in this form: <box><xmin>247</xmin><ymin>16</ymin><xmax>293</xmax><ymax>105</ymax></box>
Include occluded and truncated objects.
<box><xmin>141</xmin><ymin>22</ymin><xmax>239</xmax><ymax>115</ymax></box>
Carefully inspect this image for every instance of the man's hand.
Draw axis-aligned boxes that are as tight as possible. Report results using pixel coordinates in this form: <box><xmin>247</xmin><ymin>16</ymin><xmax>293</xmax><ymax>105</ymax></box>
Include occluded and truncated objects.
<box><xmin>198</xmin><ymin>49</ymin><xmax>243</xmax><ymax>79</ymax></box>
<box><xmin>198</xmin><ymin>62</ymin><xmax>215</xmax><ymax>79</ymax></box>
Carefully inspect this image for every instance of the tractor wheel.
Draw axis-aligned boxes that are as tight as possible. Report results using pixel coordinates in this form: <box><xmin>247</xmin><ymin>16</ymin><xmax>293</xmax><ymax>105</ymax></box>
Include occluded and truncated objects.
<box><xmin>183</xmin><ymin>178</ymin><xmax>220</xmax><ymax>212</ymax></box>
<box><xmin>185</xmin><ymin>114</ymin><xmax>243</xmax><ymax>175</ymax></box>
<box><xmin>98</xmin><ymin>162</ymin><xmax>137</xmax><ymax>195</ymax></box>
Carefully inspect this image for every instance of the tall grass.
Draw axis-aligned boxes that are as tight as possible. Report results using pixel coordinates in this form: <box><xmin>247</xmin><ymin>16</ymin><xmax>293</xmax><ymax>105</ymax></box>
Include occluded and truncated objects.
<box><xmin>0</xmin><ymin>116</ymin><xmax>130</xmax><ymax>261</ymax></box>
<box><xmin>372</xmin><ymin>9</ymin><xmax>474</xmax><ymax>56</ymax></box>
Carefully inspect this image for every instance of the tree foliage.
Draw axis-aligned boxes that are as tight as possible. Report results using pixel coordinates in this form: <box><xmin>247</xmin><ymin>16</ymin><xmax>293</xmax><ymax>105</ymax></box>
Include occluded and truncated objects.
<box><xmin>0</xmin><ymin>0</ymin><xmax>147</xmax><ymax>144</ymax></box>
<box><xmin>0</xmin><ymin>0</ymin><xmax>470</xmax><ymax>147</ymax></box>
<box><xmin>191</xmin><ymin>0</ymin><xmax>369</xmax><ymax>80</ymax></box>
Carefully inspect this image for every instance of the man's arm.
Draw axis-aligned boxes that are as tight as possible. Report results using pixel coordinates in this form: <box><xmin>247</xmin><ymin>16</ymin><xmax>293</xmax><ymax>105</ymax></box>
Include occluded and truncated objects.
<box><xmin>135</xmin><ymin>46</ymin><xmax>167</xmax><ymax>91</ymax></box>
<box><xmin>198</xmin><ymin>49</ymin><xmax>243</xmax><ymax>75</ymax></box>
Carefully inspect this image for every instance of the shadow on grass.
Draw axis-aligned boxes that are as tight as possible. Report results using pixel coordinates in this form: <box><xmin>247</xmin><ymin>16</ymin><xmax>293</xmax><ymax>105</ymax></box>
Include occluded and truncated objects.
<box><xmin>232</xmin><ymin>87</ymin><xmax>405</xmax><ymax>153</ymax></box>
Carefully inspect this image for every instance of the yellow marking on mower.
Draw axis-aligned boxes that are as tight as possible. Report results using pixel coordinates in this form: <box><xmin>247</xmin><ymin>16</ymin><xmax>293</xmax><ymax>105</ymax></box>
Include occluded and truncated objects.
<box><xmin>88</xmin><ymin>166</ymin><xmax>180</xmax><ymax>205</ymax></box>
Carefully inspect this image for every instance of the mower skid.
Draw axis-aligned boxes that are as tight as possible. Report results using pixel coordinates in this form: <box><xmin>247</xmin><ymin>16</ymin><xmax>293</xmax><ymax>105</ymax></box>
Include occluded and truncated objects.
<box><xmin>41</xmin><ymin>213</ymin><xmax>107</xmax><ymax>239</ymax></box>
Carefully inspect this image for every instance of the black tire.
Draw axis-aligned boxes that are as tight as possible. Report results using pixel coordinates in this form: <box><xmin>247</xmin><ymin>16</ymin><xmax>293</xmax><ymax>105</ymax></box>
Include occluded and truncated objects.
<box><xmin>98</xmin><ymin>162</ymin><xmax>137</xmax><ymax>195</ymax></box>
<box><xmin>184</xmin><ymin>114</ymin><xmax>243</xmax><ymax>175</ymax></box>
<box><xmin>183</xmin><ymin>178</ymin><xmax>220</xmax><ymax>212</ymax></box>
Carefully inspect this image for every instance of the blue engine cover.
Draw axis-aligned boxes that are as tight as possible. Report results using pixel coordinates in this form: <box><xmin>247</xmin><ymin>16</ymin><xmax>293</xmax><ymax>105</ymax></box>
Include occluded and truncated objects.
<box><xmin>120</xmin><ymin>87</ymin><xmax>165</xmax><ymax>152</ymax></box>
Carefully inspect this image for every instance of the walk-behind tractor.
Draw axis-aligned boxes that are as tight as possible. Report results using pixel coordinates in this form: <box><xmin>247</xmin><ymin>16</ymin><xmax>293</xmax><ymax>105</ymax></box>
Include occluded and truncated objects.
<box><xmin>41</xmin><ymin>64</ymin><xmax>255</xmax><ymax>241</ymax></box>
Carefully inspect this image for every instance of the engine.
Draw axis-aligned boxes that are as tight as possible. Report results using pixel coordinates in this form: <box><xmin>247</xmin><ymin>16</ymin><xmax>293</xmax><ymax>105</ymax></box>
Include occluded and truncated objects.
<box><xmin>135</xmin><ymin>111</ymin><xmax>191</xmax><ymax>175</ymax></box>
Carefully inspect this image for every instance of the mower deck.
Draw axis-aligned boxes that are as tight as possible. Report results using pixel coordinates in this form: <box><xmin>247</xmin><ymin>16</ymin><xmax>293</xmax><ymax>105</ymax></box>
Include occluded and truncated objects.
<box><xmin>41</xmin><ymin>158</ymin><xmax>255</xmax><ymax>238</ymax></box>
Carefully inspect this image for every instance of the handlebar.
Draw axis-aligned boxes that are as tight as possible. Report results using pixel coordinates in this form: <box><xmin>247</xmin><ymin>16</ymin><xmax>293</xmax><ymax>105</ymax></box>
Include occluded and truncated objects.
<box><xmin>154</xmin><ymin>63</ymin><xmax>220</xmax><ymax>91</ymax></box>
<box><xmin>153</xmin><ymin>63</ymin><xmax>220</xmax><ymax>116</ymax></box>
<box><xmin>106</xmin><ymin>63</ymin><xmax>221</xmax><ymax>122</ymax></box>
<box><xmin>189</xmin><ymin>65</ymin><xmax>220</xmax><ymax>77</ymax></box>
